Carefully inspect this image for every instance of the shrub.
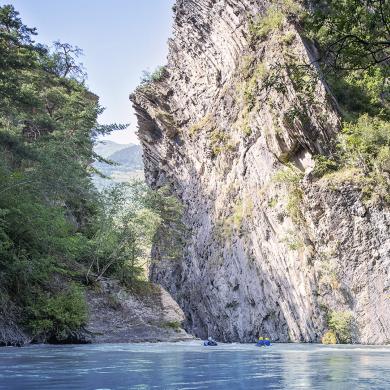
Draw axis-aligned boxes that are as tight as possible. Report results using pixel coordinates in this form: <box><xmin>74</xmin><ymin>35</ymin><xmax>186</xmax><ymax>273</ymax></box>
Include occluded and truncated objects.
<box><xmin>241</xmin><ymin>55</ymin><xmax>255</xmax><ymax>79</ymax></box>
<box><xmin>28</xmin><ymin>283</ymin><xmax>87</xmax><ymax>341</ymax></box>
<box><xmin>274</xmin><ymin>165</ymin><xmax>304</xmax><ymax>224</ymax></box>
<box><xmin>281</xmin><ymin>31</ymin><xmax>296</xmax><ymax>45</ymax></box>
<box><xmin>326</xmin><ymin>69</ymin><xmax>388</xmax><ymax>119</ymax></box>
<box><xmin>322</xmin><ymin>330</ymin><xmax>337</xmax><ymax>344</ymax></box>
<box><xmin>282</xmin><ymin>230</ymin><xmax>304</xmax><ymax>251</ymax></box>
<box><xmin>338</xmin><ymin>115</ymin><xmax>390</xmax><ymax>172</ymax></box>
<box><xmin>163</xmin><ymin>321</ymin><xmax>181</xmax><ymax>330</ymax></box>
<box><xmin>218</xmin><ymin>197</ymin><xmax>254</xmax><ymax>238</ymax></box>
<box><xmin>249</xmin><ymin>7</ymin><xmax>284</xmax><ymax>41</ymax></box>
<box><xmin>241</xmin><ymin>63</ymin><xmax>269</xmax><ymax>110</ymax></box>
<box><xmin>209</xmin><ymin>129</ymin><xmax>235</xmax><ymax>156</ymax></box>
<box><xmin>314</xmin><ymin>116</ymin><xmax>390</xmax><ymax>203</ymax></box>
<box><xmin>248</xmin><ymin>0</ymin><xmax>303</xmax><ymax>43</ymax></box>
<box><xmin>188</xmin><ymin>113</ymin><xmax>212</xmax><ymax>137</ymax></box>
<box><xmin>141</xmin><ymin>66</ymin><xmax>167</xmax><ymax>84</ymax></box>
<box><xmin>327</xmin><ymin>311</ymin><xmax>354</xmax><ymax>344</ymax></box>
<box><xmin>312</xmin><ymin>155</ymin><xmax>339</xmax><ymax>178</ymax></box>
<box><xmin>268</xmin><ymin>198</ymin><xmax>278</xmax><ymax>208</ymax></box>
<box><xmin>228</xmin><ymin>201</ymin><xmax>248</xmax><ymax>231</ymax></box>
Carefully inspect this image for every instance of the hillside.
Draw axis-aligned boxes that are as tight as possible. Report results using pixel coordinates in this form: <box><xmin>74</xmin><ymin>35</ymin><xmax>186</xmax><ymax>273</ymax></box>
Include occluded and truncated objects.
<box><xmin>94</xmin><ymin>140</ymin><xmax>131</xmax><ymax>159</ymax></box>
<box><xmin>93</xmin><ymin>142</ymin><xmax>144</xmax><ymax>189</ymax></box>
<box><xmin>0</xmin><ymin>5</ymin><xmax>186</xmax><ymax>346</ymax></box>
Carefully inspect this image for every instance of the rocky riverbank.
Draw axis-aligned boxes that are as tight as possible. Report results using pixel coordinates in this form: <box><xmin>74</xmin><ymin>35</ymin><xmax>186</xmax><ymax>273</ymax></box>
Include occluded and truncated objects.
<box><xmin>0</xmin><ymin>281</ymin><xmax>192</xmax><ymax>347</ymax></box>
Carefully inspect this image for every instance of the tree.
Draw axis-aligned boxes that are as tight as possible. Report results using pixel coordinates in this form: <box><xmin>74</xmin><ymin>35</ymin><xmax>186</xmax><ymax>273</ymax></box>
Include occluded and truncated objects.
<box><xmin>85</xmin><ymin>182</ymin><xmax>183</xmax><ymax>285</ymax></box>
<box><xmin>305</xmin><ymin>0</ymin><xmax>390</xmax><ymax>71</ymax></box>
<box><xmin>50</xmin><ymin>41</ymin><xmax>87</xmax><ymax>80</ymax></box>
<box><xmin>0</xmin><ymin>4</ymin><xmax>121</xmax><ymax>342</ymax></box>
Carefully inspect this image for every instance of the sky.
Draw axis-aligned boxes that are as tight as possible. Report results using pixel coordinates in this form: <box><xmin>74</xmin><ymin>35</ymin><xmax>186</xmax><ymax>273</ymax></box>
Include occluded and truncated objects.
<box><xmin>3</xmin><ymin>0</ymin><xmax>175</xmax><ymax>144</ymax></box>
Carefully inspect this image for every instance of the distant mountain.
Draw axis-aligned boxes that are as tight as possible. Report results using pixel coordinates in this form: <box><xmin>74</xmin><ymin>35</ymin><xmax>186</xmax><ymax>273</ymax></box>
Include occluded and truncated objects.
<box><xmin>94</xmin><ymin>140</ymin><xmax>130</xmax><ymax>159</ymax></box>
<box><xmin>108</xmin><ymin>145</ymin><xmax>143</xmax><ymax>170</ymax></box>
<box><xmin>93</xmin><ymin>141</ymin><xmax>144</xmax><ymax>190</ymax></box>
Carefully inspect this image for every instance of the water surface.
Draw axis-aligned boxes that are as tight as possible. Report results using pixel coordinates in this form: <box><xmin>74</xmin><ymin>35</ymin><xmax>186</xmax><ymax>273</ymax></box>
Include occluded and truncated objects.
<box><xmin>1</xmin><ymin>342</ymin><xmax>389</xmax><ymax>389</ymax></box>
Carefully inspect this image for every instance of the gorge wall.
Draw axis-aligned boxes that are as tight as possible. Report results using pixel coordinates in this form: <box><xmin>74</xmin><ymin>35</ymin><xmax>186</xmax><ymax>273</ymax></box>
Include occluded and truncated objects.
<box><xmin>130</xmin><ymin>0</ymin><xmax>390</xmax><ymax>344</ymax></box>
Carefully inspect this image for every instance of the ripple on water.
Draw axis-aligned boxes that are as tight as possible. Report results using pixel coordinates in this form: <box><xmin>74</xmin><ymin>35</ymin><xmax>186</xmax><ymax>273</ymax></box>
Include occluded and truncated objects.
<box><xmin>0</xmin><ymin>343</ymin><xmax>389</xmax><ymax>389</ymax></box>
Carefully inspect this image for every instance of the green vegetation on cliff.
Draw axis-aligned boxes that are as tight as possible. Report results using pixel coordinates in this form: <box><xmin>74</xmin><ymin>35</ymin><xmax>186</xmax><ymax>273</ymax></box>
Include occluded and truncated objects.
<box><xmin>248</xmin><ymin>1</ymin><xmax>389</xmax><ymax>204</ymax></box>
<box><xmin>304</xmin><ymin>1</ymin><xmax>390</xmax><ymax>201</ymax></box>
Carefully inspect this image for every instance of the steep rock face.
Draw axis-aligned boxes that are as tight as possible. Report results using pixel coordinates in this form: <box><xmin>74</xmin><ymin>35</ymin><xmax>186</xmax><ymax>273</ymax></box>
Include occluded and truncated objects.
<box><xmin>130</xmin><ymin>0</ymin><xmax>390</xmax><ymax>343</ymax></box>
<box><xmin>86</xmin><ymin>280</ymin><xmax>192</xmax><ymax>343</ymax></box>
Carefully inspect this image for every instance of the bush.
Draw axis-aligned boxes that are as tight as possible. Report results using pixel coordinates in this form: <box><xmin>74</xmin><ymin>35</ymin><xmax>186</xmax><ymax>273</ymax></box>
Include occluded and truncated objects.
<box><xmin>282</xmin><ymin>230</ymin><xmax>304</xmax><ymax>251</ymax></box>
<box><xmin>274</xmin><ymin>165</ymin><xmax>304</xmax><ymax>224</ymax></box>
<box><xmin>314</xmin><ymin>116</ymin><xmax>390</xmax><ymax>203</ymax></box>
<box><xmin>241</xmin><ymin>63</ymin><xmax>269</xmax><ymax>110</ymax></box>
<box><xmin>249</xmin><ymin>7</ymin><xmax>284</xmax><ymax>41</ymax></box>
<box><xmin>338</xmin><ymin>115</ymin><xmax>390</xmax><ymax>172</ymax></box>
<box><xmin>322</xmin><ymin>330</ymin><xmax>337</xmax><ymax>345</ymax></box>
<box><xmin>326</xmin><ymin>69</ymin><xmax>388</xmax><ymax>119</ymax></box>
<box><xmin>219</xmin><ymin>197</ymin><xmax>254</xmax><ymax>238</ymax></box>
<box><xmin>141</xmin><ymin>66</ymin><xmax>167</xmax><ymax>84</ymax></box>
<box><xmin>28</xmin><ymin>283</ymin><xmax>87</xmax><ymax>341</ymax></box>
<box><xmin>208</xmin><ymin>129</ymin><xmax>235</xmax><ymax>156</ymax></box>
<box><xmin>188</xmin><ymin>113</ymin><xmax>212</xmax><ymax>137</ymax></box>
<box><xmin>163</xmin><ymin>321</ymin><xmax>181</xmax><ymax>330</ymax></box>
<box><xmin>327</xmin><ymin>311</ymin><xmax>354</xmax><ymax>344</ymax></box>
<box><xmin>312</xmin><ymin>155</ymin><xmax>339</xmax><ymax>178</ymax></box>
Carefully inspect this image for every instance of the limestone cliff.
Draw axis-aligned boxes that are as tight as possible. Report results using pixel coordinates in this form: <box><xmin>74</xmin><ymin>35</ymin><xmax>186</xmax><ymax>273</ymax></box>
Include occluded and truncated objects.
<box><xmin>130</xmin><ymin>0</ymin><xmax>390</xmax><ymax>344</ymax></box>
<box><xmin>85</xmin><ymin>280</ymin><xmax>192</xmax><ymax>343</ymax></box>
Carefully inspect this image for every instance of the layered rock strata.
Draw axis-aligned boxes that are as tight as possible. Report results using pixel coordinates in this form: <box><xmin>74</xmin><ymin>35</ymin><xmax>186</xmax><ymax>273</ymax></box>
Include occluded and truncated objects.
<box><xmin>131</xmin><ymin>0</ymin><xmax>390</xmax><ymax>343</ymax></box>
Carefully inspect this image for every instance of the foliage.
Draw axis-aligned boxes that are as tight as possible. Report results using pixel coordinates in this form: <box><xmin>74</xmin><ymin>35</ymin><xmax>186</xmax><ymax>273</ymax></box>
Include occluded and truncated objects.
<box><xmin>301</xmin><ymin>2</ymin><xmax>390</xmax><ymax>201</ymax></box>
<box><xmin>85</xmin><ymin>184</ymin><xmax>150</xmax><ymax>284</ymax></box>
<box><xmin>326</xmin><ymin>68</ymin><xmax>389</xmax><ymax>119</ymax></box>
<box><xmin>281</xmin><ymin>31</ymin><xmax>296</xmax><ymax>46</ymax></box>
<box><xmin>0</xmin><ymin>5</ymin><xmax>150</xmax><ymax>342</ymax></box>
<box><xmin>274</xmin><ymin>165</ymin><xmax>304</xmax><ymax>224</ymax></box>
<box><xmin>162</xmin><ymin>321</ymin><xmax>181</xmax><ymax>330</ymax></box>
<box><xmin>209</xmin><ymin>128</ymin><xmax>235</xmax><ymax>156</ymax></box>
<box><xmin>338</xmin><ymin>115</ymin><xmax>390</xmax><ymax>172</ymax></box>
<box><xmin>314</xmin><ymin>115</ymin><xmax>390</xmax><ymax>202</ymax></box>
<box><xmin>282</xmin><ymin>230</ymin><xmax>305</xmax><ymax>251</ymax></box>
<box><xmin>304</xmin><ymin>0</ymin><xmax>390</xmax><ymax>72</ymax></box>
<box><xmin>302</xmin><ymin>1</ymin><xmax>389</xmax><ymax>119</ymax></box>
<box><xmin>249</xmin><ymin>7</ymin><xmax>284</xmax><ymax>41</ymax></box>
<box><xmin>242</xmin><ymin>63</ymin><xmax>269</xmax><ymax>110</ymax></box>
<box><xmin>85</xmin><ymin>182</ymin><xmax>183</xmax><ymax>284</ymax></box>
<box><xmin>327</xmin><ymin>311</ymin><xmax>354</xmax><ymax>344</ymax></box>
<box><xmin>0</xmin><ymin>4</ymin><xmax>98</xmax><ymax>340</ymax></box>
<box><xmin>141</xmin><ymin>66</ymin><xmax>167</xmax><ymax>84</ymax></box>
<box><xmin>139</xmin><ymin>184</ymin><xmax>185</xmax><ymax>260</ymax></box>
<box><xmin>188</xmin><ymin>113</ymin><xmax>212</xmax><ymax>137</ymax></box>
<box><xmin>248</xmin><ymin>0</ymin><xmax>304</xmax><ymax>43</ymax></box>
<box><xmin>312</xmin><ymin>155</ymin><xmax>339</xmax><ymax>178</ymax></box>
<box><xmin>28</xmin><ymin>284</ymin><xmax>87</xmax><ymax>341</ymax></box>
<box><xmin>268</xmin><ymin>198</ymin><xmax>278</xmax><ymax>208</ymax></box>
<box><xmin>218</xmin><ymin>197</ymin><xmax>254</xmax><ymax>238</ymax></box>
<box><xmin>322</xmin><ymin>330</ymin><xmax>337</xmax><ymax>344</ymax></box>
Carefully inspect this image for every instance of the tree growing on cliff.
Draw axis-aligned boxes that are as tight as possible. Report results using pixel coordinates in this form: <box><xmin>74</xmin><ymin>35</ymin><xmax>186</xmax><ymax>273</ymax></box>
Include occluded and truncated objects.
<box><xmin>305</xmin><ymin>0</ymin><xmax>390</xmax><ymax>71</ymax></box>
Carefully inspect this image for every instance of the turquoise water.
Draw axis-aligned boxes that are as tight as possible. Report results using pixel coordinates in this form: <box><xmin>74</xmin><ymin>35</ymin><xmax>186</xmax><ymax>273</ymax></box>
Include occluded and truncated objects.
<box><xmin>1</xmin><ymin>342</ymin><xmax>389</xmax><ymax>389</ymax></box>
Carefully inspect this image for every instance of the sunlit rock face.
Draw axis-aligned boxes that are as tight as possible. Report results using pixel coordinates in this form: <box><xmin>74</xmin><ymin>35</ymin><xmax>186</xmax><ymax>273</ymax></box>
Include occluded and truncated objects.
<box><xmin>130</xmin><ymin>0</ymin><xmax>390</xmax><ymax>344</ymax></box>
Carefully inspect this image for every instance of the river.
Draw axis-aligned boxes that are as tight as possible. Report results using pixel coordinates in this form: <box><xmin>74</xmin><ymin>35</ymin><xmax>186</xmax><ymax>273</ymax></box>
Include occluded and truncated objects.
<box><xmin>0</xmin><ymin>342</ymin><xmax>389</xmax><ymax>389</ymax></box>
